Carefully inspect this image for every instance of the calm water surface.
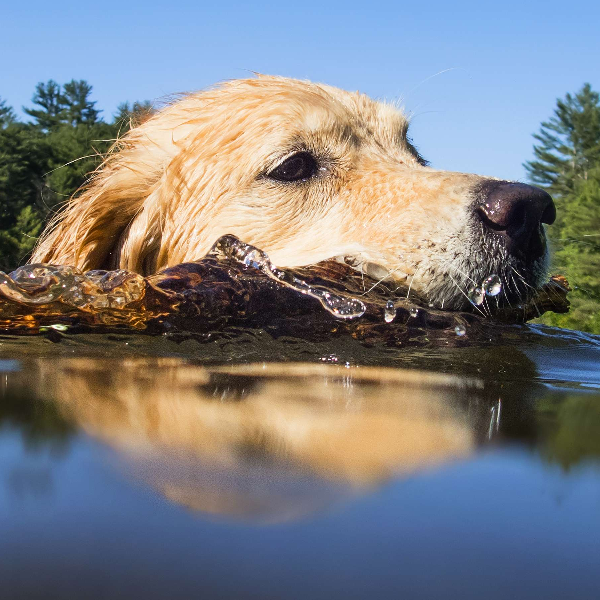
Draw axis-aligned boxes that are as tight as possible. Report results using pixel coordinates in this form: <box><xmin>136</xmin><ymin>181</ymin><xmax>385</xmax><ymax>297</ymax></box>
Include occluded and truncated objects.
<box><xmin>1</xmin><ymin>325</ymin><xmax>599</xmax><ymax>599</ymax></box>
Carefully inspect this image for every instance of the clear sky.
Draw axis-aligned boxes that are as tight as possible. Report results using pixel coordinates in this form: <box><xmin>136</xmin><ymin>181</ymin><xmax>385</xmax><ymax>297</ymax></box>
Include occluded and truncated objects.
<box><xmin>2</xmin><ymin>0</ymin><xmax>599</xmax><ymax>181</ymax></box>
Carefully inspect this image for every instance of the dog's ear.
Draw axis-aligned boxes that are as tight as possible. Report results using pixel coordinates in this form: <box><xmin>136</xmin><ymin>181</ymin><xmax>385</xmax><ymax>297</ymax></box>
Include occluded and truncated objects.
<box><xmin>31</xmin><ymin>127</ymin><xmax>170</xmax><ymax>272</ymax></box>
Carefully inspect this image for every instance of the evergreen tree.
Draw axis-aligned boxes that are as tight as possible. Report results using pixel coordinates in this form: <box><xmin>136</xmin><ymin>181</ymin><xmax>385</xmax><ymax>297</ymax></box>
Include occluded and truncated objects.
<box><xmin>1</xmin><ymin>78</ymin><xmax>151</xmax><ymax>270</ymax></box>
<box><xmin>19</xmin><ymin>79</ymin><xmax>113</xmax><ymax>213</ymax></box>
<box><xmin>0</xmin><ymin>97</ymin><xmax>16</xmax><ymax>128</ymax></box>
<box><xmin>524</xmin><ymin>83</ymin><xmax>600</xmax><ymax>198</ymax></box>
<box><xmin>528</xmin><ymin>83</ymin><xmax>600</xmax><ymax>334</ymax></box>
<box><xmin>41</xmin><ymin>120</ymin><xmax>116</xmax><ymax>211</ymax></box>
<box><xmin>0</xmin><ymin>121</ymin><xmax>48</xmax><ymax>270</ymax></box>
<box><xmin>23</xmin><ymin>80</ymin><xmax>66</xmax><ymax>131</ymax></box>
<box><xmin>0</xmin><ymin>122</ymin><xmax>47</xmax><ymax>225</ymax></box>
<box><xmin>62</xmin><ymin>80</ymin><xmax>100</xmax><ymax>126</ymax></box>
<box><xmin>0</xmin><ymin>205</ymin><xmax>43</xmax><ymax>272</ymax></box>
<box><xmin>542</xmin><ymin>168</ymin><xmax>600</xmax><ymax>333</ymax></box>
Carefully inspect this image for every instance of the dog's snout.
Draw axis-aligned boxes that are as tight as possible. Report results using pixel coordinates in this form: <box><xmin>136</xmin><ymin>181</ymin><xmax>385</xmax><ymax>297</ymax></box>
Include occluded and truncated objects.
<box><xmin>476</xmin><ymin>181</ymin><xmax>555</xmax><ymax>260</ymax></box>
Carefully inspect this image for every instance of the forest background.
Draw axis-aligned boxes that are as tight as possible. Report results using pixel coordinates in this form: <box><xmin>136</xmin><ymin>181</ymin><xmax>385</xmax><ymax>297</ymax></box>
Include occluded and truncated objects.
<box><xmin>0</xmin><ymin>80</ymin><xmax>599</xmax><ymax>333</ymax></box>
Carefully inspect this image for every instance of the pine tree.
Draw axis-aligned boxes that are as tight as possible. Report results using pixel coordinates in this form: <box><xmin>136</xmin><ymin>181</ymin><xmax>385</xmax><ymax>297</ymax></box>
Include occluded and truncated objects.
<box><xmin>23</xmin><ymin>80</ymin><xmax>66</xmax><ymax>131</ymax></box>
<box><xmin>543</xmin><ymin>167</ymin><xmax>600</xmax><ymax>333</ymax></box>
<box><xmin>1</xmin><ymin>79</ymin><xmax>151</xmax><ymax>270</ymax></box>
<box><xmin>528</xmin><ymin>84</ymin><xmax>600</xmax><ymax>334</ymax></box>
<box><xmin>0</xmin><ymin>97</ymin><xmax>16</xmax><ymax>128</ymax></box>
<box><xmin>0</xmin><ymin>121</ymin><xmax>48</xmax><ymax>270</ymax></box>
<box><xmin>524</xmin><ymin>83</ymin><xmax>600</xmax><ymax>198</ymax></box>
<box><xmin>62</xmin><ymin>80</ymin><xmax>100</xmax><ymax>126</ymax></box>
<box><xmin>0</xmin><ymin>205</ymin><xmax>43</xmax><ymax>272</ymax></box>
<box><xmin>0</xmin><ymin>123</ymin><xmax>47</xmax><ymax>224</ymax></box>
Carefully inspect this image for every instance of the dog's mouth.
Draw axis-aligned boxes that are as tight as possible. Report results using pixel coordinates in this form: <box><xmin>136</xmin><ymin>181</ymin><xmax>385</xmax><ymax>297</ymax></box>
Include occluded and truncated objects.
<box><xmin>1</xmin><ymin>235</ymin><xmax>569</xmax><ymax>340</ymax></box>
<box><xmin>435</xmin><ymin>179</ymin><xmax>556</xmax><ymax>313</ymax></box>
<box><xmin>341</xmin><ymin>222</ymin><xmax>551</xmax><ymax>314</ymax></box>
<box><xmin>416</xmin><ymin>231</ymin><xmax>550</xmax><ymax>314</ymax></box>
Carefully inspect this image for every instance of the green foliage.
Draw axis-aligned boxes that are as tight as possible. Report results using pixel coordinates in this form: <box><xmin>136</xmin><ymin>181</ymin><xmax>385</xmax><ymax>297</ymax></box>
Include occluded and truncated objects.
<box><xmin>40</xmin><ymin>121</ymin><xmax>116</xmax><ymax>212</ymax></box>
<box><xmin>0</xmin><ymin>97</ymin><xmax>16</xmax><ymax>128</ymax></box>
<box><xmin>526</xmin><ymin>83</ymin><xmax>600</xmax><ymax>334</ymax></box>
<box><xmin>23</xmin><ymin>80</ymin><xmax>66</xmax><ymax>131</ymax></box>
<box><xmin>0</xmin><ymin>206</ymin><xmax>43</xmax><ymax>272</ymax></box>
<box><xmin>23</xmin><ymin>79</ymin><xmax>101</xmax><ymax>131</ymax></box>
<box><xmin>0</xmin><ymin>122</ymin><xmax>47</xmax><ymax>226</ymax></box>
<box><xmin>524</xmin><ymin>83</ymin><xmax>600</xmax><ymax>198</ymax></box>
<box><xmin>540</xmin><ymin>168</ymin><xmax>600</xmax><ymax>332</ymax></box>
<box><xmin>62</xmin><ymin>80</ymin><xmax>100</xmax><ymax>126</ymax></box>
<box><xmin>0</xmin><ymin>80</ymin><xmax>152</xmax><ymax>271</ymax></box>
<box><xmin>537</xmin><ymin>393</ymin><xmax>600</xmax><ymax>469</ymax></box>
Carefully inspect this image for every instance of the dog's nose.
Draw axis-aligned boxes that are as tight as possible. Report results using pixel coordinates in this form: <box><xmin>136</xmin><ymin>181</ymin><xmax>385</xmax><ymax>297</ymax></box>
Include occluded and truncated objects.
<box><xmin>476</xmin><ymin>181</ymin><xmax>556</xmax><ymax>260</ymax></box>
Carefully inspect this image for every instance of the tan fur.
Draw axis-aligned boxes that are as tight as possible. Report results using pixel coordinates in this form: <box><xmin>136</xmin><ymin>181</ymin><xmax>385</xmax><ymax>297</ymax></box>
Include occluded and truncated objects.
<box><xmin>31</xmin><ymin>76</ymin><xmax>499</xmax><ymax>306</ymax></box>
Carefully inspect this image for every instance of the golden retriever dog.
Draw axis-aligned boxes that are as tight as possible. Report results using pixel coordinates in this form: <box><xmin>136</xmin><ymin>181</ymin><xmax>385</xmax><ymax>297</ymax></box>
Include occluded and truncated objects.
<box><xmin>31</xmin><ymin>75</ymin><xmax>556</xmax><ymax>310</ymax></box>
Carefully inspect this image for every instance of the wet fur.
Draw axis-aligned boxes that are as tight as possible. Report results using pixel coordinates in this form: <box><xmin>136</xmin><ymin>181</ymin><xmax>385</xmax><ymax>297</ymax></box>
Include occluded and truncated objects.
<box><xmin>31</xmin><ymin>75</ymin><xmax>548</xmax><ymax>310</ymax></box>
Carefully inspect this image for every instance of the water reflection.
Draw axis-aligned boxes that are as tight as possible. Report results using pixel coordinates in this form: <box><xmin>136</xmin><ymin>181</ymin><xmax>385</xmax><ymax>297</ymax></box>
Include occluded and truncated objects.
<box><xmin>4</xmin><ymin>359</ymin><xmax>485</xmax><ymax>520</ymax></box>
<box><xmin>4</xmin><ymin>353</ymin><xmax>599</xmax><ymax>523</ymax></box>
<box><xmin>2</xmin><ymin>349</ymin><xmax>600</xmax><ymax>600</ymax></box>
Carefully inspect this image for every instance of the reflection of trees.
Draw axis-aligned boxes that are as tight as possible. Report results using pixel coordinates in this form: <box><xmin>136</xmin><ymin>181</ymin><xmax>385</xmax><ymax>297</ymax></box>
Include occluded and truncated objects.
<box><xmin>0</xmin><ymin>384</ymin><xmax>74</xmax><ymax>451</ymax></box>
<box><xmin>537</xmin><ymin>394</ymin><xmax>600</xmax><ymax>468</ymax></box>
<box><xmin>2</xmin><ymin>346</ymin><xmax>599</xmax><ymax>520</ymax></box>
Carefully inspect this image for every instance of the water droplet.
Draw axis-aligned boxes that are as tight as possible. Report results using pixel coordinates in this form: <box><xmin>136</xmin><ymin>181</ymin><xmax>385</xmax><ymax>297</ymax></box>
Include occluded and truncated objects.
<box><xmin>317</xmin><ymin>291</ymin><xmax>366</xmax><ymax>319</ymax></box>
<box><xmin>483</xmin><ymin>274</ymin><xmax>502</xmax><ymax>296</ymax></box>
<box><xmin>241</xmin><ymin>249</ymin><xmax>267</xmax><ymax>270</ymax></box>
<box><xmin>212</xmin><ymin>235</ymin><xmax>366</xmax><ymax>320</ymax></box>
<box><xmin>384</xmin><ymin>300</ymin><xmax>396</xmax><ymax>323</ymax></box>
<box><xmin>468</xmin><ymin>285</ymin><xmax>485</xmax><ymax>306</ymax></box>
<box><xmin>409</xmin><ymin>307</ymin><xmax>419</xmax><ymax>317</ymax></box>
<box><xmin>455</xmin><ymin>324</ymin><xmax>466</xmax><ymax>336</ymax></box>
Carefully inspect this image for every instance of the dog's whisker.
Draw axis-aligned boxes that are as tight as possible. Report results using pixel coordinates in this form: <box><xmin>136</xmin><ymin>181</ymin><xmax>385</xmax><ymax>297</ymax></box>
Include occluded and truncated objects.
<box><xmin>406</xmin><ymin>269</ymin><xmax>420</xmax><ymax>301</ymax></box>
<box><xmin>447</xmin><ymin>272</ymin><xmax>486</xmax><ymax>317</ymax></box>
<box><xmin>360</xmin><ymin>265</ymin><xmax>402</xmax><ymax>296</ymax></box>
<box><xmin>449</xmin><ymin>264</ymin><xmax>478</xmax><ymax>286</ymax></box>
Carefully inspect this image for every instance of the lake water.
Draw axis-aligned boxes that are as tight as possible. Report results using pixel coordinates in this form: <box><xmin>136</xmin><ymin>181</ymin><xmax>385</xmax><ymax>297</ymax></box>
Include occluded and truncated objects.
<box><xmin>1</xmin><ymin>322</ymin><xmax>599</xmax><ymax>600</ymax></box>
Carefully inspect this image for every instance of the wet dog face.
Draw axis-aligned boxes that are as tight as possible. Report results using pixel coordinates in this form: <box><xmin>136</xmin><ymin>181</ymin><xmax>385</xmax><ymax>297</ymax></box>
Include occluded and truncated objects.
<box><xmin>32</xmin><ymin>76</ymin><xmax>555</xmax><ymax>311</ymax></box>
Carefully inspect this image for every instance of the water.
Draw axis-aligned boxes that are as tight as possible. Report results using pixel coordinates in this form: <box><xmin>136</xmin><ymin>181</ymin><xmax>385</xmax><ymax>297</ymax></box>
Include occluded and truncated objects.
<box><xmin>468</xmin><ymin>274</ymin><xmax>503</xmax><ymax>306</ymax></box>
<box><xmin>212</xmin><ymin>235</ymin><xmax>366</xmax><ymax>319</ymax></box>
<box><xmin>384</xmin><ymin>300</ymin><xmax>396</xmax><ymax>323</ymax></box>
<box><xmin>0</xmin><ymin>240</ymin><xmax>598</xmax><ymax>599</ymax></box>
<box><xmin>468</xmin><ymin>285</ymin><xmax>486</xmax><ymax>306</ymax></box>
<box><xmin>483</xmin><ymin>273</ymin><xmax>502</xmax><ymax>296</ymax></box>
<box><xmin>1</xmin><ymin>323</ymin><xmax>599</xmax><ymax>599</ymax></box>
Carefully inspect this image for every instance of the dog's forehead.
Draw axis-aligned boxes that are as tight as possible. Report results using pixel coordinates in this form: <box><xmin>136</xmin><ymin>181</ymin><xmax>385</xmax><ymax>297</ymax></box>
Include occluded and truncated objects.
<box><xmin>301</xmin><ymin>86</ymin><xmax>408</xmax><ymax>145</ymax></box>
<box><xmin>217</xmin><ymin>76</ymin><xmax>409</xmax><ymax>144</ymax></box>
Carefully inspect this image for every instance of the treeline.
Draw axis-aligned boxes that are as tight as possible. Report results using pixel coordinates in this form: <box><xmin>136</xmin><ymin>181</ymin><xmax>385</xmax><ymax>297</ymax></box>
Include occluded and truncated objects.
<box><xmin>1</xmin><ymin>80</ymin><xmax>600</xmax><ymax>333</ymax></box>
<box><xmin>525</xmin><ymin>83</ymin><xmax>600</xmax><ymax>333</ymax></box>
<box><xmin>0</xmin><ymin>80</ymin><xmax>152</xmax><ymax>271</ymax></box>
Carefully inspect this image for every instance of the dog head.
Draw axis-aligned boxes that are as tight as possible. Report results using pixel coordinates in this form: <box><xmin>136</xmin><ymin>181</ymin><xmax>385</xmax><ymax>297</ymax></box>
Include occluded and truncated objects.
<box><xmin>32</xmin><ymin>75</ymin><xmax>555</xmax><ymax>310</ymax></box>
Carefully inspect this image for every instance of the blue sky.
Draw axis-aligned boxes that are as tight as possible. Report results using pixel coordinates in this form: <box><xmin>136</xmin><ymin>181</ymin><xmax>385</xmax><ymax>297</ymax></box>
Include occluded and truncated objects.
<box><xmin>2</xmin><ymin>0</ymin><xmax>599</xmax><ymax>181</ymax></box>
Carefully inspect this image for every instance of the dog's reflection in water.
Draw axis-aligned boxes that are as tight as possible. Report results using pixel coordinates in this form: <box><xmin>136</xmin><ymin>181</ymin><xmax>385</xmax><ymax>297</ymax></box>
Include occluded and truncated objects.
<box><xmin>28</xmin><ymin>359</ymin><xmax>479</xmax><ymax>521</ymax></box>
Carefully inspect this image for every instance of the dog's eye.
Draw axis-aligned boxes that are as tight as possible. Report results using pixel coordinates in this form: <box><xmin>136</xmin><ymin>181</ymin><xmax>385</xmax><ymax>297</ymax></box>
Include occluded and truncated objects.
<box><xmin>268</xmin><ymin>152</ymin><xmax>318</xmax><ymax>182</ymax></box>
